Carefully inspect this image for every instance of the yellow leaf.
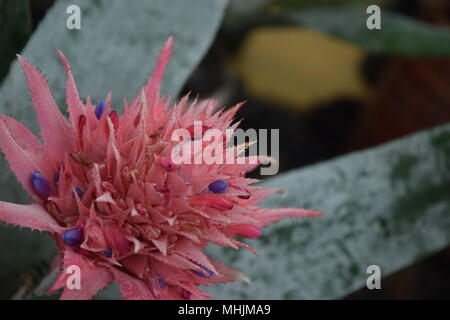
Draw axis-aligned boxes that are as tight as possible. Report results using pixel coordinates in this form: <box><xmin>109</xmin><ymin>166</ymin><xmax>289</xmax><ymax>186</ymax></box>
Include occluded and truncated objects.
<box><xmin>232</xmin><ymin>27</ymin><xmax>369</xmax><ymax>112</ymax></box>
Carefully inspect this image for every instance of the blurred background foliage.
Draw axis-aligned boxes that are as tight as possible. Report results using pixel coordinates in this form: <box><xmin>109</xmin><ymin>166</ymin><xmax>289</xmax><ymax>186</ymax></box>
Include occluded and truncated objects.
<box><xmin>1</xmin><ymin>0</ymin><xmax>450</xmax><ymax>299</ymax></box>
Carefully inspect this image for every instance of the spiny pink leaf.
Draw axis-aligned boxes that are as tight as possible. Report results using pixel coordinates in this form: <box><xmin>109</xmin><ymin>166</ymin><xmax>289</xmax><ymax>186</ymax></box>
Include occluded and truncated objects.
<box><xmin>105</xmin><ymin>89</ymin><xmax>113</xmax><ymax>111</ymax></box>
<box><xmin>210</xmin><ymin>260</ymin><xmax>250</xmax><ymax>284</ymax></box>
<box><xmin>0</xmin><ymin>115</ymin><xmax>53</xmax><ymax>198</ymax></box>
<box><xmin>110</xmin><ymin>268</ymin><xmax>154</xmax><ymax>300</ymax></box>
<box><xmin>132</xmin><ymin>37</ymin><xmax>173</xmax><ymax>107</ymax></box>
<box><xmin>175</xmin><ymin>239</ymin><xmax>217</xmax><ymax>274</ymax></box>
<box><xmin>0</xmin><ymin>201</ymin><xmax>63</xmax><ymax>233</ymax></box>
<box><xmin>121</xmin><ymin>255</ymin><xmax>147</xmax><ymax>278</ymax></box>
<box><xmin>56</xmin><ymin>50</ymin><xmax>86</xmax><ymax>137</ymax></box>
<box><xmin>17</xmin><ymin>55</ymin><xmax>74</xmax><ymax>161</ymax></box>
<box><xmin>255</xmin><ymin>208</ymin><xmax>324</xmax><ymax>227</ymax></box>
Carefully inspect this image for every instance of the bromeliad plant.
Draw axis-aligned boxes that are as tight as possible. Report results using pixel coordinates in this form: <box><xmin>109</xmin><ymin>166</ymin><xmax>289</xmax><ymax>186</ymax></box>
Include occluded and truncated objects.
<box><xmin>0</xmin><ymin>38</ymin><xmax>322</xmax><ymax>300</ymax></box>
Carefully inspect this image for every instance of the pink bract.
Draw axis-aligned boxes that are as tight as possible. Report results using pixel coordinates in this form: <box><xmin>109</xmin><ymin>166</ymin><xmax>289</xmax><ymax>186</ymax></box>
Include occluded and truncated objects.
<box><xmin>0</xmin><ymin>37</ymin><xmax>322</xmax><ymax>300</ymax></box>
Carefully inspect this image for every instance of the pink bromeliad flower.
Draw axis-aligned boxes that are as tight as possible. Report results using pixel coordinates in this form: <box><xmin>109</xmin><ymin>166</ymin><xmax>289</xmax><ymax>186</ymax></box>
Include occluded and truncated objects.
<box><xmin>0</xmin><ymin>38</ymin><xmax>322</xmax><ymax>300</ymax></box>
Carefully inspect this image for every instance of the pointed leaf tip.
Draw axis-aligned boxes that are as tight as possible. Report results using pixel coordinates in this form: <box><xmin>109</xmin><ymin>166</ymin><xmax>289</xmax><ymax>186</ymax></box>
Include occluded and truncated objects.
<box><xmin>55</xmin><ymin>49</ymin><xmax>69</xmax><ymax>70</ymax></box>
<box><xmin>132</xmin><ymin>36</ymin><xmax>175</xmax><ymax>107</ymax></box>
<box><xmin>56</xmin><ymin>49</ymin><xmax>87</xmax><ymax>132</ymax></box>
<box><xmin>17</xmin><ymin>54</ymin><xmax>73</xmax><ymax>161</ymax></box>
<box><xmin>165</xmin><ymin>36</ymin><xmax>174</xmax><ymax>50</ymax></box>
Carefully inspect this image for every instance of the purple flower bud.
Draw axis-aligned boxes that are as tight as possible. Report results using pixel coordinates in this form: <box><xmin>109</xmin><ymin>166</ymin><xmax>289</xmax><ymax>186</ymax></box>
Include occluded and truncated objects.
<box><xmin>208</xmin><ymin>180</ymin><xmax>228</xmax><ymax>194</ymax></box>
<box><xmin>75</xmin><ymin>187</ymin><xmax>84</xmax><ymax>199</ymax></box>
<box><xmin>31</xmin><ymin>171</ymin><xmax>51</xmax><ymax>200</ymax></box>
<box><xmin>63</xmin><ymin>228</ymin><xmax>83</xmax><ymax>246</ymax></box>
<box><xmin>95</xmin><ymin>100</ymin><xmax>106</xmax><ymax>120</ymax></box>
<box><xmin>190</xmin><ymin>265</ymin><xmax>214</xmax><ymax>278</ymax></box>
<box><xmin>103</xmin><ymin>248</ymin><xmax>112</xmax><ymax>258</ymax></box>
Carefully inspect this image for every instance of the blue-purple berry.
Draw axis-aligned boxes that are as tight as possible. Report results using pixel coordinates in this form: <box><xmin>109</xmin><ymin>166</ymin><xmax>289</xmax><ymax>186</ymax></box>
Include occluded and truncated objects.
<box><xmin>63</xmin><ymin>228</ymin><xmax>83</xmax><ymax>246</ymax></box>
<box><xmin>95</xmin><ymin>100</ymin><xmax>106</xmax><ymax>120</ymax></box>
<box><xmin>190</xmin><ymin>266</ymin><xmax>214</xmax><ymax>278</ymax></box>
<box><xmin>208</xmin><ymin>180</ymin><xmax>228</xmax><ymax>194</ymax></box>
<box><xmin>103</xmin><ymin>248</ymin><xmax>112</xmax><ymax>258</ymax></box>
<box><xmin>75</xmin><ymin>187</ymin><xmax>84</xmax><ymax>199</ymax></box>
<box><xmin>31</xmin><ymin>171</ymin><xmax>51</xmax><ymax>200</ymax></box>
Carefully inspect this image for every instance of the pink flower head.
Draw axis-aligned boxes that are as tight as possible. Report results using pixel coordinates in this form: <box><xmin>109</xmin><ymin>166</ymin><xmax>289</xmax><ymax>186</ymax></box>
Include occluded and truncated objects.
<box><xmin>0</xmin><ymin>37</ymin><xmax>323</xmax><ymax>300</ymax></box>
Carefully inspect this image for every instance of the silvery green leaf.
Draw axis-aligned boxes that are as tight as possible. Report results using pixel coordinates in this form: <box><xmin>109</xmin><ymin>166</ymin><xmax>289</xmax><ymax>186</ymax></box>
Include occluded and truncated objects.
<box><xmin>287</xmin><ymin>8</ymin><xmax>450</xmax><ymax>56</ymax></box>
<box><xmin>206</xmin><ymin>124</ymin><xmax>450</xmax><ymax>299</ymax></box>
